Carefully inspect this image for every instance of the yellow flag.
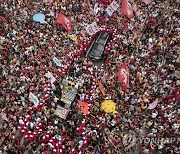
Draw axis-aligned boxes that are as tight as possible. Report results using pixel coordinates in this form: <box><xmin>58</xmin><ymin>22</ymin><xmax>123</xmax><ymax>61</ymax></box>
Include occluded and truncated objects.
<box><xmin>25</xmin><ymin>47</ymin><xmax>30</xmax><ymax>50</ymax></box>
<box><xmin>68</xmin><ymin>34</ymin><xmax>77</xmax><ymax>41</ymax></box>
<box><xmin>158</xmin><ymin>42</ymin><xmax>162</xmax><ymax>46</ymax></box>
<box><xmin>172</xmin><ymin>37</ymin><xmax>176</xmax><ymax>41</ymax></box>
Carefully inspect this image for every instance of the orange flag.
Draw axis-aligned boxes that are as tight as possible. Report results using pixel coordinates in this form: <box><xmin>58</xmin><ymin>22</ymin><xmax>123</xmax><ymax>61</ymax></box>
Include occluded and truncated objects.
<box><xmin>78</xmin><ymin>100</ymin><xmax>89</xmax><ymax>115</ymax></box>
<box><xmin>98</xmin><ymin>81</ymin><xmax>105</xmax><ymax>95</ymax></box>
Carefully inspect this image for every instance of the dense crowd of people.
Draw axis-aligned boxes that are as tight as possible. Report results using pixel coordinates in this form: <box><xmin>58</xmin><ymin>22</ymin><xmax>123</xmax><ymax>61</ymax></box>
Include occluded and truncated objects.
<box><xmin>0</xmin><ymin>0</ymin><xmax>179</xmax><ymax>153</ymax></box>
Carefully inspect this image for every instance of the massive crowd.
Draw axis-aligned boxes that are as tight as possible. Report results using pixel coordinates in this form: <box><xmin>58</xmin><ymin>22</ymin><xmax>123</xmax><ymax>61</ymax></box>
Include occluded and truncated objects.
<box><xmin>0</xmin><ymin>0</ymin><xmax>179</xmax><ymax>153</ymax></box>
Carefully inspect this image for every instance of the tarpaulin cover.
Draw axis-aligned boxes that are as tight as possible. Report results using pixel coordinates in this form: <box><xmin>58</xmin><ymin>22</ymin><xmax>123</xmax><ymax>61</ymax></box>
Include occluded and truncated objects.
<box><xmin>121</xmin><ymin>0</ymin><xmax>134</xmax><ymax>19</ymax></box>
<box><xmin>142</xmin><ymin>0</ymin><xmax>152</xmax><ymax>5</ymax></box>
<box><xmin>56</xmin><ymin>12</ymin><xmax>72</xmax><ymax>34</ymax></box>
<box><xmin>116</xmin><ymin>63</ymin><xmax>129</xmax><ymax>89</ymax></box>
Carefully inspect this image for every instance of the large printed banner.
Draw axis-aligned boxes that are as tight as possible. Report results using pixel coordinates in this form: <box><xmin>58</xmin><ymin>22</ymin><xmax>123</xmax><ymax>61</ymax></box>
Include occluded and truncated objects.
<box><xmin>56</xmin><ymin>12</ymin><xmax>72</xmax><ymax>34</ymax></box>
<box><xmin>116</xmin><ymin>63</ymin><xmax>129</xmax><ymax>89</ymax></box>
<box><xmin>85</xmin><ymin>22</ymin><xmax>99</xmax><ymax>36</ymax></box>
<box><xmin>106</xmin><ymin>1</ymin><xmax>120</xmax><ymax>17</ymax></box>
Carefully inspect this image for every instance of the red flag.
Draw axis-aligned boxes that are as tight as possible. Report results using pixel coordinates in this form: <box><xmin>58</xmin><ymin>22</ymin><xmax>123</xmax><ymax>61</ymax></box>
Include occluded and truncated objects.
<box><xmin>28</xmin><ymin>0</ymin><xmax>34</xmax><ymax>9</ymax></box>
<box><xmin>56</xmin><ymin>12</ymin><xmax>72</xmax><ymax>34</ymax></box>
<box><xmin>49</xmin><ymin>0</ymin><xmax>54</xmax><ymax>7</ymax></box>
<box><xmin>99</xmin><ymin>0</ymin><xmax>111</xmax><ymax>6</ymax></box>
<box><xmin>142</xmin><ymin>0</ymin><xmax>152</xmax><ymax>5</ymax></box>
<box><xmin>116</xmin><ymin>63</ymin><xmax>129</xmax><ymax>89</ymax></box>
<box><xmin>98</xmin><ymin>81</ymin><xmax>105</xmax><ymax>95</ymax></box>
<box><xmin>121</xmin><ymin>0</ymin><xmax>133</xmax><ymax>19</ymax></box>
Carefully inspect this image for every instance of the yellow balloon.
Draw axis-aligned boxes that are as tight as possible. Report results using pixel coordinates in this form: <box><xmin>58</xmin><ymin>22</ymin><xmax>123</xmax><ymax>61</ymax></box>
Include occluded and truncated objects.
<box><xmin>101</xmin><ymin>100</ymin><xmax>116</xmax><ymax>113</ymax></box>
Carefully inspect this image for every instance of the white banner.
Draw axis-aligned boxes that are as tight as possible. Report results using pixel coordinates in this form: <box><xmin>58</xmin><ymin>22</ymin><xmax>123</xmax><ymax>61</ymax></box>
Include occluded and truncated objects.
<box><xmin>53</xmin><ymin>56</ymin><xmax>61</xmax><ymax>67</ymax></box>
<box><xmin>91</xmin><ymin>22</ymin><xmax>99</xmax><ymax>33</ymax></box>
<box><xmin>106</xmin><ymin>6</ymin><xmax>114</xmax><ymax>16</ymax></box>
<box><xmin>111</xmin><ymin>1</ymin><xmax>119</xmax><ymax>10</ymax></box>
<box><xmin>45</xmin><ymin>71</ymin><xmax>56</xmax><ymax>84</ymax></box>
<box><xmin>29</xmin><ymin>92</ymin><xmax>39</xmax><ymax>106</ymax></box>
<box><xmin>94</xmin><ymin>3</ymin><xmax>100</xmax><ymax>15</ymax></box>
<box><xmin>85</xmin><ymin>22</ymin><xmax>99</xmax><ymax>35</ymax></box>
<box><xmin>106</xmin><ymin>1</ymin><xmax>120</xmax><ymax>17</ymax></box>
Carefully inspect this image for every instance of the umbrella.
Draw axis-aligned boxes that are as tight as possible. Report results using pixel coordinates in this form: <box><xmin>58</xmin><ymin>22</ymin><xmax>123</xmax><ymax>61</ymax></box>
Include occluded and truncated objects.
<box><xmin>101</xmin><ymin>100</ymin><xmax>116</xmax><ymax>113</ymax></box>
<box><xmin>33</xmin><ymin>13</ymin><xmax>45</xmax><ymax>23</ymax></box>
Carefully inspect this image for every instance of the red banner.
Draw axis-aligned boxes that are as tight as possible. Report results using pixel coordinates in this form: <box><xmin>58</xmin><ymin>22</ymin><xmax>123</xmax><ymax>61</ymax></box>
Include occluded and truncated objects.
<box><xmin>121</xmin><ymin>0</ymin><xmax>133</xmax><ymax>19</ymax></box>
<box><xmin>56</xmin><ymin>13</ymin><xmax>72</xmax><ymax>34</ymax></box>
<box><xmin>116</xmin><ymin>63</ymin><xmax>129</xmax><ymax>89</ymax></box>
<box><xmin>99</xmin><ymin>0</ymin><xmax>111</xmax><ymax>6</ymax></box>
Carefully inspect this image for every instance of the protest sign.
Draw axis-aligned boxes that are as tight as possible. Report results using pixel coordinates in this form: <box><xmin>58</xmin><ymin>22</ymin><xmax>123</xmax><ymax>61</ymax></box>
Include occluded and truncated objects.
<box><xmin>45</xmin><ymin>71</ymin><xmax>56</xmax><ymax>84</ymax></box>
<box><xmin>85</xmin><ymin>22</ymin><xmax>99</xmax><ymax>35</ymax></box>
<box><xmin>53</xmin><ymin>57</ymin><xmax>61</xmax><ymax>67</ymax></box>
<box><xmin>78</xmin><ymin>100</ymin><xmax>89</xmax><ymax>115</ymax></box>
<box><xmin>94</xmin><ymin>3</ymin><xmax>100</xmax><ymax>15</ymax></box>
<box><xmin>116</xmin><ymin>63</ymin><xmax>129</xmax><ymax>89</ymax></box>
<box><xmin>106</xmin><ymin>1</ymin><xmax>119</xmax><ymax>17</ymax></box>
<box><xmin>55</xmin><ymin>106</ymin><xmax>69</xmax><ymax>119</ymax></box>
<box><xmin>29</xmin><ymin>92</ymin><xmax>39</xmax><ymax>106</ymax></box>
